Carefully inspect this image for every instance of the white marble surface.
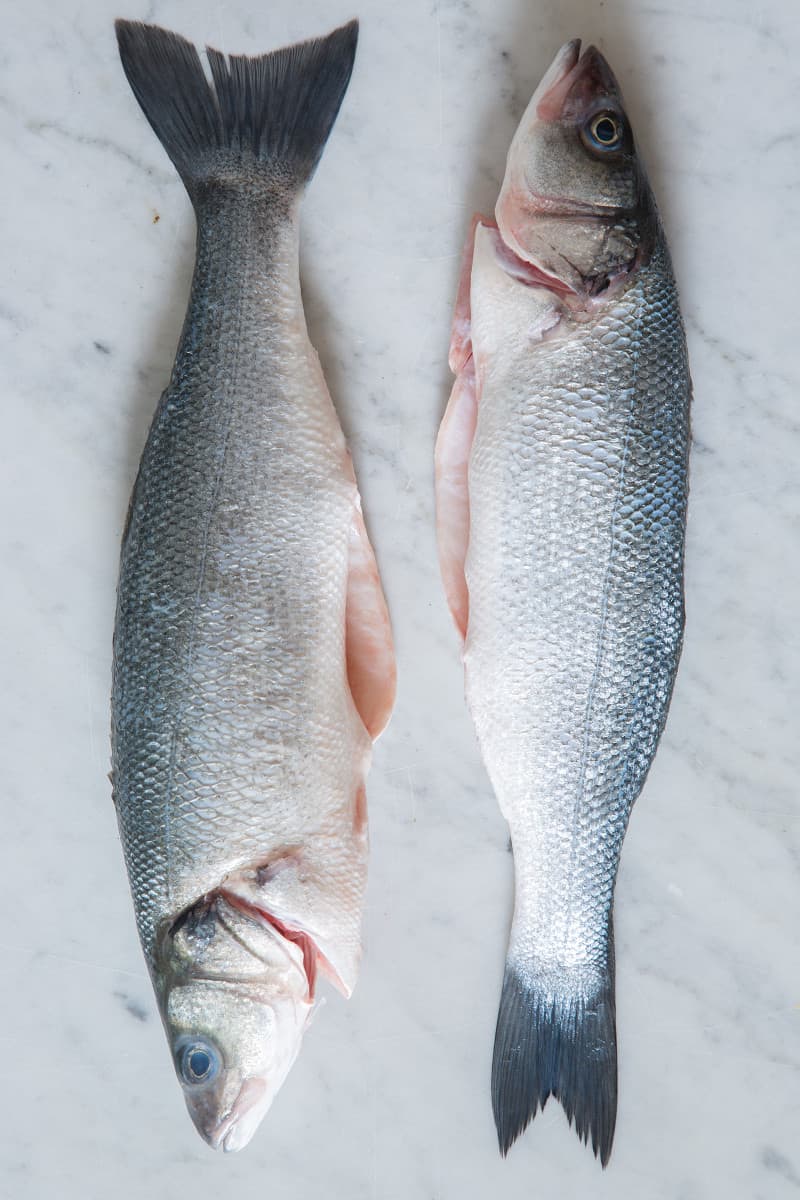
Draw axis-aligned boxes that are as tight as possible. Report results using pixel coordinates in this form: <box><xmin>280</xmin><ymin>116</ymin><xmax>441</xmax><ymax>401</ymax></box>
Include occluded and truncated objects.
<box><xmin>2</xmin><ymin>0</ymin><xmax>798</xmax><ymax>1195</ymax></box>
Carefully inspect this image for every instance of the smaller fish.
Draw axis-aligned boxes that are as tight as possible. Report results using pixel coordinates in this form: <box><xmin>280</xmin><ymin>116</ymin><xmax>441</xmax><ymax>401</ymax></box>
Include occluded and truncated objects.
<box><xmin>436</xmin><ymin>40</ymin><xmax>691</xmax><ymax>1164</ymax></box>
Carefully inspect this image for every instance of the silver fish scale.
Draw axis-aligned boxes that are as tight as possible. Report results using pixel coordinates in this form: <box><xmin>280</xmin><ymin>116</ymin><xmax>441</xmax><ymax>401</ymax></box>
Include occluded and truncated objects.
<box><xmin>465</xmin><ymin>235</ymin><xmax>690</xmax><ymax>985</ymax></box>
<box><xmin>112</xmin><ymin>195</ymin><xmax>367</xmax><ymax>966</ymax></box>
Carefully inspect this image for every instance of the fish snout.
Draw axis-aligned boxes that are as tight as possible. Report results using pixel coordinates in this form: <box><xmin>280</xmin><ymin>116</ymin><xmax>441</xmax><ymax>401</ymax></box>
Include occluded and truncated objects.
<box><xmin>187</xmin><ymin>1075</ymin><xmax>269</xmax><ymax>1153</ymax></box>
<box><xmin>558</xmin><ymin>45</ymin><xmax>624</xmax><ymax>123</ymax></box>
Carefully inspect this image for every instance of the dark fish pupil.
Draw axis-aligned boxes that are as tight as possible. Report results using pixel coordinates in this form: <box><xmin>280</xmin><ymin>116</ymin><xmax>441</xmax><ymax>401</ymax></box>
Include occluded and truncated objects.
<box><xmin>595</xmin><ymin>118</ymin><xmax>618</xmax><ymax>144</ymax></box>
<box><xmin>189</xmin><ymin>1050</ymin><xmax>210</xmax><ymax>1078</ymax></box>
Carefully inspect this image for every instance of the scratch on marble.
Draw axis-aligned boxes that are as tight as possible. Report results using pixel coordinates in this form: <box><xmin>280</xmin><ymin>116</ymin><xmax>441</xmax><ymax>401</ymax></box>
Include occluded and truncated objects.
<box><xmin>634</xmin><ymin>7</ymin><xmax>785</xmax><ymax>48</ymax></box>
<box><xmin>385</xmin><ymin>765</ymin><xmax>418</xmax><ymax>822</ymax></box>
<box><xmin>433</xmin><ymin>0</ymin><xmax>444</xmax><ymax>152</ymax></box>
<box><xmin>8</xmin><ymin>945</ymin><xmax>147</xmax><ymax>979</ymax></box>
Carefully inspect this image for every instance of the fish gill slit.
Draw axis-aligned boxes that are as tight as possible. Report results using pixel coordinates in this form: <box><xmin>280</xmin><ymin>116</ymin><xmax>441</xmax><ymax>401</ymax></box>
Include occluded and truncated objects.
<box><xmin>562</xmin><ymin>286</ymin><xmax>645</xmax><ymax>949</ymax></box>
<box><xmin>162</xmin><ymin>215</ymin><xmax>252</xmax><ymax>899</ymax></box>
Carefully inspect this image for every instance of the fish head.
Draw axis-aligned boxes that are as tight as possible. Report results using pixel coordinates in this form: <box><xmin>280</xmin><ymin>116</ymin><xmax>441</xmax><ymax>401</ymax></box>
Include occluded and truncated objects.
<box><xmin>156</xmin><ymin>894</ymin><xmax>313</xmax><ymax>1152</ymax></box>
<box><xmin>496</xmin><ymin>40</ymin><xmax>655</xmax><ymax>294</ymax></box>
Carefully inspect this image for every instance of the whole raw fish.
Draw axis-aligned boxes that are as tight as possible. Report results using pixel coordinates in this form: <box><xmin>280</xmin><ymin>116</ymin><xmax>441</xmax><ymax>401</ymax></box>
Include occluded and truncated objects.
<box><xmin>111</xmin><ymin>19</ymin><xmax>395</xmax><ymax>1152</ymax></box>
<box><xmin>435</xmin><ymin>40</ymin><xmax>690</xmax><ymax>1164</ymax></box>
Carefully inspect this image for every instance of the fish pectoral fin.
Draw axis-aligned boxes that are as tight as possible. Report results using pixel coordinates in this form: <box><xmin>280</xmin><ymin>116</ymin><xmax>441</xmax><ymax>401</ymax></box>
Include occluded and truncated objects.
<box><xmin>435</xmin><ymin>359</ymin><xmax>478</xmax><ymax>642</ymax></box>
<box><xmin>344</xmin><ymin>496</ymin><xmax>397</xmax><ymax>741</ymax></box>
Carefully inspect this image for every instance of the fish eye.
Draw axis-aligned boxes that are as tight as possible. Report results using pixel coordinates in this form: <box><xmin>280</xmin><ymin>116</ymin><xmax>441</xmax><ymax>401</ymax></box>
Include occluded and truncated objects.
<box><xmin>177</xmin><ymin>1039</ymin><xmax>219</xmax><ymax>1086</ymax></box>
<box><xmin>583</xmin><ymin>112</ymin><xmax>624</xmax><ymax>152</ymax></box>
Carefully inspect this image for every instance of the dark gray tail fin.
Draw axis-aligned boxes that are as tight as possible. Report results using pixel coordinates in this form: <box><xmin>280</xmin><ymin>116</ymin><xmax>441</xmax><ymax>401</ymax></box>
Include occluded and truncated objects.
<box><xmin>115</xmin><ymin>19</ymin><xmax>358</xmax><ymax>194</ymax></box>
<box><xmin>491</xmin><ymin>940</ymin><xmax>617</xmax><ymax>1166</ymax></box>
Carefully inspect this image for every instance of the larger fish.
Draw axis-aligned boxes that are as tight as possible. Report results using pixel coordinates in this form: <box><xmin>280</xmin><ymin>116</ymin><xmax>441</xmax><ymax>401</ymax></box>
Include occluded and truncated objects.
<box><xmin>111</xmin><ymin>20</ymin><xmax>395</xmax><ymax>1152</ymax></box>
<box><xmin>435</xmin><ymin>41</ymin><xmax>690</xmax><ymax>1164</ymax></box>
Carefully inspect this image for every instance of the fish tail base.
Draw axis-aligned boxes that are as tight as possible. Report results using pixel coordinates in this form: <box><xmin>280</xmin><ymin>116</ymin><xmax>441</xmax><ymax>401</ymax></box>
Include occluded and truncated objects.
<box><xmin>491</xmin><ymin>945</ymin><xmax>617</xmax><ymax>1165</ymax></box>
<box><xmin>115</xmin><ymin>19</ymin><xmax>358</xmax><ymax>194</ymax></box>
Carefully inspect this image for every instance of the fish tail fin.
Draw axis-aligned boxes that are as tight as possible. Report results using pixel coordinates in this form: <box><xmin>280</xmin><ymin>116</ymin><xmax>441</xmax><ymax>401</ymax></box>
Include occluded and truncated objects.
<box><xmin>491</xmin><ymin>928</ymin><xmax>617</xmax><ymax>1166</ymax></box>
<box><xmin>115</xmin><ymin>19</ymin><xmax>358</xmax><ymax>195</ymax></box>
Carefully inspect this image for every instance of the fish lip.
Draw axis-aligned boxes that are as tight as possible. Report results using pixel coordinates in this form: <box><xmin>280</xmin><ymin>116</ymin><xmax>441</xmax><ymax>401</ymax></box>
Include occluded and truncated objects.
<box><xmin>193</xmin><ymin>1076</ymin><xmax>268</xmax><ymax>1153</ymax></box>
<box><xmin>546</xmin><ymin>38</ymin><xmax>582</xmax><ymax>86</ymax></box>
<box><xmin>534</xmin><ymin>39</ymin><xmax>582</xmax><ymax>120</ymax></box>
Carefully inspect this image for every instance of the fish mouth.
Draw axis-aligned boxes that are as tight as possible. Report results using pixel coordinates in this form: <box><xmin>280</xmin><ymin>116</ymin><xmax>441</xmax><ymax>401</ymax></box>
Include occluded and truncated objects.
<box><xmin>195</xmin><ymin>1076</ymin><xmax>268</xmax><ymax>1153</ymax></box>
<box><xmin>536</xmin><ymin>39</ymin><xmax>624</xmax><ymax>123</ymax></box>
<box><xmin>533</xmin><ymin>38</ymin><xmax>582</xmax><ymax>121</ymax></box>
<box><xmin>563</xmin><ymin>44</ymin><xmax>623</xmax><ymax>119</ymax></box>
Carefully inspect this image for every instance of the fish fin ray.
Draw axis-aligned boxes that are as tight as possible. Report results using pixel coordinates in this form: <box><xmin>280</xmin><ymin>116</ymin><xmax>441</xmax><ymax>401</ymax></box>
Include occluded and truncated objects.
<box><xmin>491</xmin><ymin>938</ymin><xmax>617</xmax><ymax>1165</ymax></box>
<box><xmin>115</xmin><ymin>19</ymin><xmax>358</xmax><ymax>192</ymax></box>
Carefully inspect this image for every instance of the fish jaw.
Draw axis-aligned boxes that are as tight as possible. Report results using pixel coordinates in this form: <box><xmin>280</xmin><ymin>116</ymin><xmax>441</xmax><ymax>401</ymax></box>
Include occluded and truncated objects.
<box><xmin>187</xmin><ymin>1073</ymin><xmax>269</xmax><ymax>1153</ymax></box>
<box><xmin>534</xmin><ymin>42</ymin><xmax>621</xmax><ymax>124</ymax></box>
<box><xmin>180</xmin><ymin>994</ymin><xmax>310</xmax><ymax>1154</ymax></box>
<box><xmin>158</xmin><ymin>895</ymin><xmax>317</xmax><ymax>1152</ymax></box>
<box><xmin>527</xmin><ymin>37</ymin><xmax>582</xmax><ymax>122</ymax></box>
<box><xmin>496</xmin><ymin>40</ymin><xmax>655</xmax><ymax>295</ymax></box>
<box><xmin>167</xmin><ymin>978</ymin><xmax>313</xmax><ymax>1153</ymax></box>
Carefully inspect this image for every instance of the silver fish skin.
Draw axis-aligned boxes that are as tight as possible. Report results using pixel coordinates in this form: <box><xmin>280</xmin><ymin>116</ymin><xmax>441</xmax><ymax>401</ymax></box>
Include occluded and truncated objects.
<box><xmin>111</xmin><ymin>21</ymin><xmax>395</xmax><ymax>1153</ymax></box>
<box><xmin>435</xmin><ymin>41</ymin><xmax>690</xmax><ymax>1164</ymax></box>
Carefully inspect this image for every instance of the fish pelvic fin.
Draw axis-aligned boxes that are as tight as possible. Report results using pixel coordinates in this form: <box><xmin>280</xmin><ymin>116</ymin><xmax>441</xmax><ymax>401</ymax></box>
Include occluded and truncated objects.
<box><xmin>115</xmin><ymin>19</ymin><xmax>358</xmax><ymax>196</ymax></box>
<box><xmin>491</xmin><ymin>938</ymin><xmax>617</xmax><ymax>1166</ymax></box>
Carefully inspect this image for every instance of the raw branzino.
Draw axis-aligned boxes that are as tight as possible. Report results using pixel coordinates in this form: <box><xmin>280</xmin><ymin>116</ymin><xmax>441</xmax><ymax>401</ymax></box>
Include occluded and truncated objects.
<box><xmin>435</xmin><ymin>40</ymin><xmax>690</xmax><ymax>1164</ymax></box>
<box><xmin>111</xmin><ymin>19</ymin><xmax>395</xmax><ymax>1152</ymax></box>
